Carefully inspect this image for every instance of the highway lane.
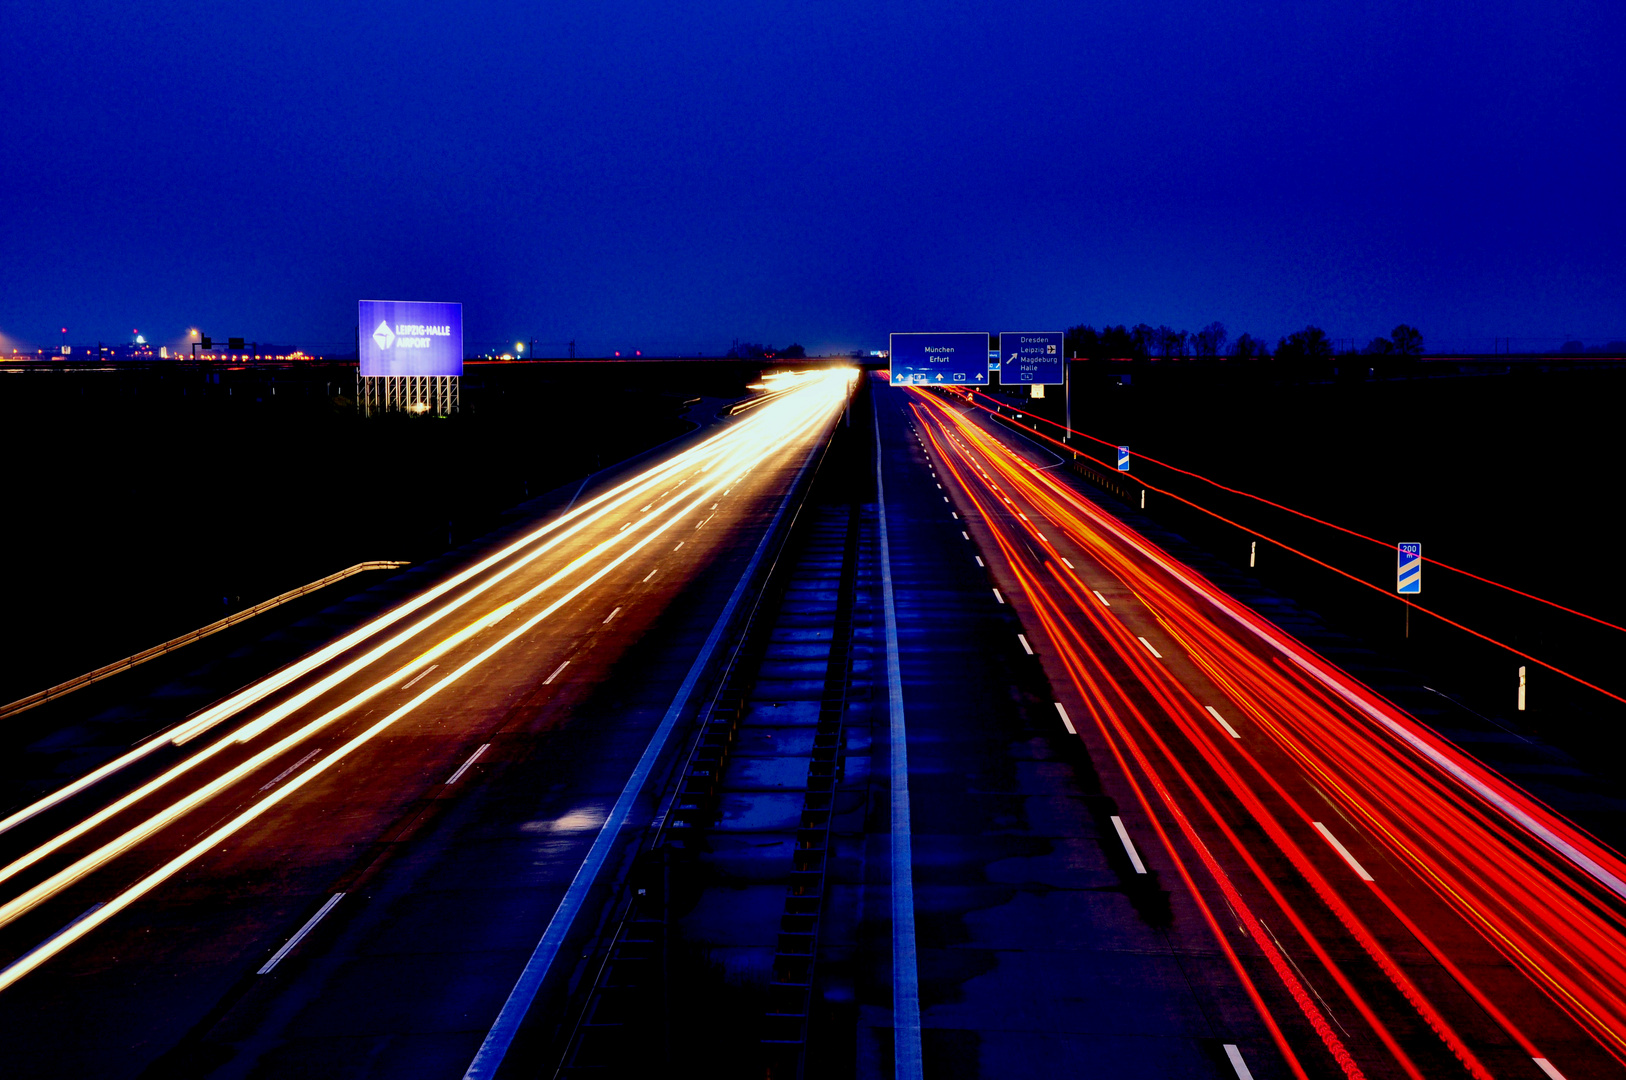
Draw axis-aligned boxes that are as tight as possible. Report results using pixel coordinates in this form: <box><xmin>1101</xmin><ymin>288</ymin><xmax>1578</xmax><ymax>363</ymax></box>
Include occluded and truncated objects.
<box><xmin>0</xmin><ymin>369</ymin><xmax>855</xmax><ymax>1077</ymax></box>
<box><xmin>905</xmin><ymin>385</ymin><xmax>1626</xmax><ymax>1080</ymax></box>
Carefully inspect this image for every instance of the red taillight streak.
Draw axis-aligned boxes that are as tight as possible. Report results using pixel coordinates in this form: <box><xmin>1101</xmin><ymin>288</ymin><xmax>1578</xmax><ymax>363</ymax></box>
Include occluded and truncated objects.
<box><xmin>923</xmin><ymin>395</ymin><xmax>1626</xmax><ymax>1060</ymax></box>
<box><xmin>917</xmin><ymin>406</ymin><xmax>1350</xmax><ymax>1079</ymax></box>
<box><xmin>919</xmin><ymin>395</ymin><xmax>1626</xmax><ymax>1068</ymax></box>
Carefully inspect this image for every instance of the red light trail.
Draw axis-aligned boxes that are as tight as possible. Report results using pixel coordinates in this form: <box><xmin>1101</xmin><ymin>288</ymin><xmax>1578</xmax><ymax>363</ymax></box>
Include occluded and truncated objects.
<box><xmin>907</xmin><ymin>388</ymin><xmax>1626</xmax><ymax>1079</ymax></box>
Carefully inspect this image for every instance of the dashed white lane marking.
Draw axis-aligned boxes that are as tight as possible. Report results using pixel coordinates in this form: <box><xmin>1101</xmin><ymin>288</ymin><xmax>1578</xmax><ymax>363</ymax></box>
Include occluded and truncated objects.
<box><xmin>1017</xmin><ymin>634</ymin><xmax>1033</xmax><ymax>655</ymax></box>
<box><xmin>961</xmin><ymin>531</ymin><xmax>970</xmax><ymax>540</ymax></box>
<box><xmin>942</xmin><ymin>496</ymin><xmax>949</xmax><ymax>503</ymax></box>
<box><xmin>258</xmin><ymin>893</ymin><xmax>345</xmax><ymax>974</ymax></box>
<box><xmin>1061</xmin><ymin>557</ymin><xmax>1074</xmax><ymax>569</ymax></box>
<box><xmin>1055</xmin><ymin>702</ymin><xmax>1076</xmax><ymax>734</ymax></box>
<box><xmin>992</xmin><ymin>589</ymin><xmax>1005</xmax><ymax>604</ymax></box>
<box><xmin>935</xmin><ymin>483</ymin><xmax>941</xmax><ymax>489</ymax></box>
<box><xmin>673</xmin><ymin>541</ymin><xmax>683</xmax><ymax>551</ymax></box>
<box><xmin>1035</xmin><ymin>532</ymin><xmax>1047</xmax><ymax>541</ymax></box>
<box><xmin>1205</xmin><ymin>706</ymin><xmax>1242</xmax><ymax>738</ymax></box>
<box><xmin>1137</xmin><ymin>636</ymin><xmax>1162</xmax><ymax>659</ymax></box>
<box><xmin>694</xmin><ymin>515</ymin><xmax>713</xmax><ymax>529</ymax></box>
<box><xmin>602</xmin><ymin>606</ymin><xmax>622</xmax><ymax>625</ymax></box>
<box><xmin>259</xmin><ymin>748</ymin><xmax>323</xmax><ymax>792</ymax></box>
<box><xmin>618</xmin><ymin>522</ymin><xmax>629</xmax><ymax>532</ymax></box>
<box><xmin>975</xmin><ymin>556</ymin><xmax>985</xmax><ymax>567</ymax></box>
<box><xmin>642</xmin><ymin>568</ymin><xmax>659</xmax><ymax>582</ymax></box>
<box><xmin>1224</xmin><ymin>1044</ymin><xmax>1256</xmax><ymax>1080</ymax></box>
<box><xmin>1092</xmin><ymin>590</ymin><xmax>1110</xmax><ymax>606</ymax></box>
<box><xmin>1313</xmin><ymin>821</ymin><xmax>1375</xmax><ymax>881</ymax></box>
<box><xmin>1111</xmin><ymin>816</ymin><xmax>1148</xmax><ymax>874</ymax></box>
<box><xmin>1534</xmin><ymin>1059</ymin><xmax>1569</xmax><ymax>1080</ymax></box>
<box><xmin>543</xmin><ymin>660</ymin><xmax>570</xmax><ymax>685</ymax></box>
<box><xmin>951</xmin><ymin>512</ymin><xmax>959</xmax><ymax>520</ymax></box>
<box><xmin>400</xmin><ymin>664</ymin><xmax>439</xmax><ymax>690</ymax></box>
<box><xmin>444</xmin><ymin>743</ymin><xmax>491</xmax><ymax>785</ymax></box>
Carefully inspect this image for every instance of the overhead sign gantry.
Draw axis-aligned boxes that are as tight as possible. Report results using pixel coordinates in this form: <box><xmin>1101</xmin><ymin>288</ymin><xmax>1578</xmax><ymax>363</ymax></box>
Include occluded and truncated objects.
<box><xmin>889</xmin><ymin>332</ymin><xmax>991</xmax><ymax>386</ymax></box>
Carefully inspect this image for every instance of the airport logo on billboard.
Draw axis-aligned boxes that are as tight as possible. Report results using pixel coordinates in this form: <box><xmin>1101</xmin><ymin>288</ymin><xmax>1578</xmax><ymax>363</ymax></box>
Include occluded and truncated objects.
<box><xmin>359</xmin><ymin>300</ymin><xmax>463</xmax><ymax>377</ymax></box>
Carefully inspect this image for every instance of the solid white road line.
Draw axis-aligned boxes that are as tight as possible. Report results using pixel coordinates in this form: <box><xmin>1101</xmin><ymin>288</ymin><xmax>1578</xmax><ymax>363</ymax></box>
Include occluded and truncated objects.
<box><xmin>602</xmin><ymin>607</ymin><xmax>621</xmax><ymax>624</ymax></box>
<box><xmin>258</xmin><ymin>893</ymin><xmax>345</xmax><ymax>974</ymax></box>
<box><xmin>1534</xmin><ymin>1058</ymin><xmax>1569</xmax><ymax>1080</ymax></box>
<box><xmin>400</xmin><ymin>664</ymin><xmax>439</xmax><ymax>690</ymax></box>
<box><xmin>543</xmin><ymin>660</ymin><xmax>570</xmax><ymax>685</ymax></box>
<box><xmin>1137</xmin><ymin>636</ymin><xmax>1162</xmax><ymax>659</ymax></box>
<box><xmin>1092</xmin><ymin>590</ymin><xmax>1110</xmax><ymax>606</ymax></box>
<box><xmin>992</xmin><ymin>589</ymin><xmax>1005</xmax><ymax>604</ymax></box>
<box><xmin>258</xmin><ymin>748</ymin><xmax>322</xmax><ymax>792</ymax></box>
<box><xmin>1111</xmin><ymin>816</ymin><xmax>1148</xmax><ymax>874</ymax></box>
<box><xmin>1313</xmin><ymin>821</ymin><xmax>1375</xmax><ymax>881</ymax></box>
<box><xmin>1224</xmin><ymin>1044</ymin><xmax>1256</xmax><ymax>1080</ymax></box>
<box><xmin>444</xmin><ymin>744</ymin><xmax>490</xmax><ymax>785</ymax></box>
<box><xmin>875</xmin><ymin>393</ymin><xmax>924</xmax><ymax>1080</ymax></box>
<box><xmin>1054</xmin><ymin>702</ymin><xmax>1076</xmax><ymax>735</ymax></box>
<box><xmin>1017</xmin><ymin>634</ymin><xmax>1033</xmax><ymax>655</ymax></box>
<box><xmin>1205</xmin><ymin>706</ymin><xmax>1242</xmax><ymax>738</ymax></box>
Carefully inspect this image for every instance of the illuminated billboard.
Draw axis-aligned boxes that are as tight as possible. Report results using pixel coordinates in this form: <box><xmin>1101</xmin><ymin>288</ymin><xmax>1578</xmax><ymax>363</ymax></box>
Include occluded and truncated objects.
<box><xmin>359</xmin><ymin>299</ymin><xmax>463</xmax><ymax>377</ymax></box>
<box><xmin>889</xmin><ymin>332</ymin><xmax>990</xmax><ymax>386</ymax></box>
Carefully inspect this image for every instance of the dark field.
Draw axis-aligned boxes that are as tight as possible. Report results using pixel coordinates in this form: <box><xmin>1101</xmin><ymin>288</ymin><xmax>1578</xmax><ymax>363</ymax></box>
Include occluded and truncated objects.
<box><xmin>990</xmin><ymin>361</ymin><xmax>1626</xmax><ymax>775</ymax></box>
<box><xmin>0</xmin><ymin>360</ymin><xmax>761</xmax><ymax>704</ymax></box>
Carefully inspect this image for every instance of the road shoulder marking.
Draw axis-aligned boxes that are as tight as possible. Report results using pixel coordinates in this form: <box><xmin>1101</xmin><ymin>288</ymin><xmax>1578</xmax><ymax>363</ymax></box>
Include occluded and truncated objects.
<box><xmin>259</xmin><ymin>893</ymin><xmax>344</xmax><ymax>974</ymax></box>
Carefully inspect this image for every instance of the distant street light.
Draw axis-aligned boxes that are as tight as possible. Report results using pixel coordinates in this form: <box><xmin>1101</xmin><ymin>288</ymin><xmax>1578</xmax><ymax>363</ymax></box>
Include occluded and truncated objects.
<box><xmin>516</xmin><ymin>342</ymin><xmax>524</xmax><ymax>355</ymax></box>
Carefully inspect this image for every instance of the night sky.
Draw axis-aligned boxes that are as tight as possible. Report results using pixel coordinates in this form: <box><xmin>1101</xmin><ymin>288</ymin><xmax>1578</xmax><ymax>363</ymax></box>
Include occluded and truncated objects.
<box><xmin>5</xmin><ymin>0</ymin><xmax>1622</xmax><ymax>356</ymax></box>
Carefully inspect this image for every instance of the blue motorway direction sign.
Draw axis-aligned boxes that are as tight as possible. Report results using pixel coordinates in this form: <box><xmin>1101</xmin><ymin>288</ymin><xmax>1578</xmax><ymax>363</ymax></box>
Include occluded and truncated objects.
<box><xmin>999</xmin><ymin>331</ymin><xmax>1065</xmax><ymax>384</ymax></box>
<box><xmin>1117</xmin><ymin>446</ymin><xmax>1130</xmax><ymax>471</ymax></box>
<box><xmin>890</xmin><ymin>332</ymin><xmax>991</xmax><ymax>386</ymax></box>
<box><xmin>1397</xmin><ymin>542</ymin><xmax>1422</xmax><ymax>594</ymax></box>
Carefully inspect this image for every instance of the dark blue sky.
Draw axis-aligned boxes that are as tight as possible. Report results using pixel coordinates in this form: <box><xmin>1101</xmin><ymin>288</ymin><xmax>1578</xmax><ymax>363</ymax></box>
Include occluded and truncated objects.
<box><xmin>5</xmin><ymin>0</ymin><xmax>1622</xmax><ymax>356</ymax></box>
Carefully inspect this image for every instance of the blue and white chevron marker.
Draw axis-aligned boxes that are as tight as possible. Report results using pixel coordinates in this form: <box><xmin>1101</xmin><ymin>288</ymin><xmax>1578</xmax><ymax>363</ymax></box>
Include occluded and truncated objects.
<box><xmin>1117</xmin><ymin>446</ymin><xmax>1130</xmax><ymax>472</ymax></box>
<box><xmin>1397</xmin><ymin>542</ymin><xmax>1422</xmax><ymax>595</ymax></box>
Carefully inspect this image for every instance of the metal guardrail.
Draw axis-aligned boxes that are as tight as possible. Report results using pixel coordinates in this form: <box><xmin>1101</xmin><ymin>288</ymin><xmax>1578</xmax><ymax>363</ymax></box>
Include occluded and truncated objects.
<box><xmin>0</xmin><ymin>560</ymin><xmax>411</xmax><ymax>722</ymax></box>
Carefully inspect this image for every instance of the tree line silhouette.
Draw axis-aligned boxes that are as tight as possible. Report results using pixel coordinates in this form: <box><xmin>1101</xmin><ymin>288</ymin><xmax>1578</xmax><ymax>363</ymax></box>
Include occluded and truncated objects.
<box><xmin>1059</xmin><ymin>322</ymin><xmax>1423</xmax><ymax>362</ymax></box>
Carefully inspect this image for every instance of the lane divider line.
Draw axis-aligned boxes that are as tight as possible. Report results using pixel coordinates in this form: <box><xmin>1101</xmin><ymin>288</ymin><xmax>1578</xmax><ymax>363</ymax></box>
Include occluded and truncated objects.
<box><xmin>444</xmin><ymin>744</ymin><xmax>490</xmax><ymax>786</ymax></box>
<box><xmin>1313</xmin><ymin>822</ymin><xmax>1375</xmax><ymax>881</ymax></box>
<box><xmin>400</xmin><ymin>664</ymin><xmax>439</xmax><ymax>690</ymax></box>
<box><xmin>1092</xmin><ymin>590</ymin><xmax>1110</xmax><ymax>606</ymax></box>
<box><xmin>258</xmin><ymin>748</ymin><xmax>322</xmax><ymax>792</ymax></box>
<box><xmin>1534</xmin><ymin>1058</ymin><xmax>1569</xmax><ymax>1079</ymax></box>
<box><xmin>602</xmin><ymin>607</ymin><xmax>622</xmax><ymax>625</ymax></box>
<box><xmin>975</xmin><ymin>556</ymin><xmax>985</xmax><ymax>567</ymax></box>
<box><xmin>1111</xmin><ymin>815</ymin><xmax>1148</xmax><ymax>874</ymax></box>
<box><xmin>643</xmin><ymin>568</ymin><xmax>659</xmax><ymax>582</ymax></box>
<box><xmin>992</xmin><ymin>589</ymin><xmax>1005</xmax><ymax>604</ymax></box>
<box><xmin>258</xmin><ymin>893</ymin><xmax>344</xmax><ymax>975</ymax></box>
<box><xmin>1061</xmin><ymin>557</ymin><xmax>1074</xmax><ymax>569</ymax></box>
<box><xmin>876</xmin><ymin>390</ymin><xmax>924</xmax><ymax>1080</ymax></box>
<box><xmin>961</xmin><ymin>531</ymin><xmax>969</xmax><ymax>540</ymax></box>
<box><xmin>1224</xmin><ymin>1044</ymin><xmax>1256</xmax><ymax>1080</ymax></box>
<box><xmin>1205</xmin><ymin>706</ymin><xmax>1243</xmax><ymax>739</ymax></box>
<box><xmin>1055</xmin><ymin>702</ymin><xmax>1076</xmax><ymax>735</ymax></box>
<box><xmin>543</xmin><ymin>661</ymin><xmax>570</xmax><ymax>685</ymax></box>
<box><xmin>1137</xmin><ymin>636</ymin><xmax>1163</xmax><ymax>659</ymax></box>
<box><xmin>1017</xmin><ymin>634</ymin><xmax>1033</xmax><ymax>655</ymax></box>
